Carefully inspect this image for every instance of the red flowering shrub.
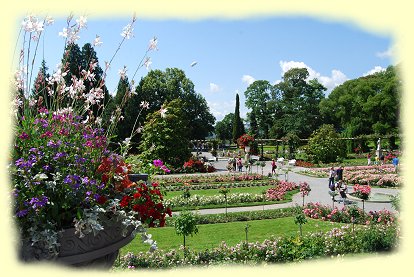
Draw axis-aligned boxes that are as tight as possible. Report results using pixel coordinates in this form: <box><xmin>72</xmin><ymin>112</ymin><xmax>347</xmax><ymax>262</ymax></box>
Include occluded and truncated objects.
<box><xmin>97</xmin><ymin>154</ymin><xmax>171</xmax><ymax>227</ymax></box>
<box><xmin>118</xmin><ymin>182</ymin><xmax>172</xmax><ymax>227</ymax></box>
<box><xmin>294</xmin><ymin>160</ymin><xmax>315</xmax><ymax>168</ymax></box>
<box><xmin>183</xmin><ymin>158</ymin><xmax>216</xmax><ymax>173</ymax></box>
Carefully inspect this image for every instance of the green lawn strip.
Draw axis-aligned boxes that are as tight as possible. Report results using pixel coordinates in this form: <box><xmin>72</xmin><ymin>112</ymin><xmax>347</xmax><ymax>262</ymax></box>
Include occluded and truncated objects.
<box><xmin>121</xmin><ymin>217</ymin><xmax>344</xmax><ymax>254</ymax></box>
<box><xmin>164</xmin><ymin>185</ymin><xmax>274</xmax><ymax>199</ymax></box>
<box><xmin>169</xmin><ymin>189</ymin><xmax>298</xmax><ymax>211</ymax></box>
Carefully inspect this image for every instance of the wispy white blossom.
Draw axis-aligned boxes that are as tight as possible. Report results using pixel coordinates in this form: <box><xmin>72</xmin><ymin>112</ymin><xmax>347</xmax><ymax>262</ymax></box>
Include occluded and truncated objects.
<box><xmin>118</xmin><ymin>66</ymin><xmax>128</xmax><ymax>80</ymax></box>
<box><xmin>144</xmin><ymin>57</ymin><xmax>152</xmax><ymax>70</ymax></box>
<box><xmin>148</xmin><ymin>37</ymin><xmax>158</xmax><ymax>51</ymax></box>
<box><xmin>93</xmin><ymin>35</ymin><xmax>103</xmax><ymax>47</ymax></box>
<box><xmin>140</xmin><ymin>101</ymin><xmax>149</xmax><ymax>110</ymax></box>
<box><xmin>121</xmin><ymin>23</ymin><xmax>134</xmax><ymax>39</ymax></box>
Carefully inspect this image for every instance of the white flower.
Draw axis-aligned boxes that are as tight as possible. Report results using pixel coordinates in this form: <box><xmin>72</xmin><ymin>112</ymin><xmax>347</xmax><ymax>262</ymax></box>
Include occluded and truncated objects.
<box><xmin>144</xmin><ymin>57</ymin><xmax>152</xmax><ymax>70</ymax></box>
<box><xmin>121</xmin><ymin>23</ymin><xmax>134</xmax><ymax>39</ymax></box>
<box><xmin>76</xmin><ymin>16</ymin><xmax>87</xmax><ymax>29</ymax></box>
<box><xmin>93</xmin><ymin>35</ymin><xmax>103</xmax><ymax>47</ymax></box>
<box><xmin>22</xmin><ymin>15</ymin><xmax>43</xmax><ymax>33</ymax></box>
<box><xmin>118</xmin><ymin>66</ymin><xmax>128</xmax><ymax>80</ymax></box>
<box><xmin>123</xmin><ymin>137</ymin><xmax>131</xmax><ymax>147</ymax></box>
<box><xmin>45</xmin><ymin>16</ymin><xmax>54</xmax><ymax>26</ymax></box>
<box><xmin>160</xmin><ymin>107</ymin><xmax>167</xmax><ymax>118</ymax></box>
<box><xmin>58</xmin><ymin>27</ymin><xmax>68</xmax><ymax>38</ymax></box>
<box><xmin>148</xmin><ymin>37</ymin><xmax>158</xmax><ymax>51</ymax></box>
<box><xmin>140</xmin><ymin>101</ymin><xmax>149</xmax><ymax>110</ymax></box>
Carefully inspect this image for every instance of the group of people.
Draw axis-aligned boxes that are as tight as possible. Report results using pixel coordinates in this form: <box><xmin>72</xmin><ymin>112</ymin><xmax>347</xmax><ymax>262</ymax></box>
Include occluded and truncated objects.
<box><xmin>367</xmin><ymin>153</ymin><xmax>399</xmax><ymax>172</ymax></box>
<box><xmin>328</xmin><ymin>166</ymin><xmax>348</xmax><ymax>200</ymax></box>
<box><xmin>227</xmin><ymin>156</ymin><xmax>244</xmax><ymax>172</ymax></box>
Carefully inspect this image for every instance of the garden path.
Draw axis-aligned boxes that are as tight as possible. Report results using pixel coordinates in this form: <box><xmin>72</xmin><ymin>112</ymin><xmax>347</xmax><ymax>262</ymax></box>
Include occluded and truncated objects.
<box><xmin>160</xmin><ymin>152</ymin><xmax>400</xmax><ymax>215</ymax></box>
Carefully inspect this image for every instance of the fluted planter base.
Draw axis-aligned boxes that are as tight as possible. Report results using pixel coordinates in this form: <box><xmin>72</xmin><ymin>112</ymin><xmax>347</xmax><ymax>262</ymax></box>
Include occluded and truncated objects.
<box><xmin>20</xmin><ymin>219</ymin><xmax>135</xmax><ymax>269</ymax></box>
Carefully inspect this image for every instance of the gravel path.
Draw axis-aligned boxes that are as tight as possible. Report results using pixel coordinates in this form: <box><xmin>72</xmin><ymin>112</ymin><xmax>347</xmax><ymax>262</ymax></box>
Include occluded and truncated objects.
<box><xmin>161</xmin><ymin>152</ymin><xmax>399</xmax><ymax>215</ymax></box>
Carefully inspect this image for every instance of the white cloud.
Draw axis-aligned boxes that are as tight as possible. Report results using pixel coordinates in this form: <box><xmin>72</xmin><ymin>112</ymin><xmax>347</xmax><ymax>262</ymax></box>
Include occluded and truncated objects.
<box><xmin>376</xmin><ymin>46</ymin><xmax>394</xmax><ymax>59</ymax></box>
<box><xmin>241</xmin><ymin>75</ymin><xmax>256</xmax><ymax>86</ymax></box>
<box><xmin>207</xmin><ymin>98</ymin><xmax>248</xmax><ymax>121</ymax></box>
<box><xmin>279</xmin><ymin>60</ymin><xmax>348</xmax><ymax>93</ymax></box>
<box><xmin>209</xmin><ymin>82</ymin><xmax>221</xmax><ymax>93</ymax></box>
<box><xmin>363</xmin><ymin>66</ymin><xmax>386</xmax><ymax>76</ymax></box>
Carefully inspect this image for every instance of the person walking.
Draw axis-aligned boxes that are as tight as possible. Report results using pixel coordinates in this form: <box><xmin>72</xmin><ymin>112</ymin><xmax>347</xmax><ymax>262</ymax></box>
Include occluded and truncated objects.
<box><xmin>336</xmin><ymin>166</ymin><xmax>344</xmax><ymax>181</ymax></box>
<box><xmin>271</xmin><ymin>159</ymin><xmax>277</xmax><ymax>175</ymax></box>
<box><xmin>237</xmin><ymin>157</ymin><xmax>243</xmax><ymax>172</ymax></box>
<box><xmin>380</xmin><ymin>154</ymin><xmax>385</xmax><ymax>165</ymax></box>
<box><xmin>392</xmin><ymin>156</ymin><xmax>399</xmax><ymax>172</ymax></box>
<box><xmin>367</xmin><ymin>153</ymin><xmax>372</xmax><ymax>166</ymax></box>
<box><xmin>328</xmin><ymin>167</ymin><xmax>336</xmax><ymax>190</ymax></box>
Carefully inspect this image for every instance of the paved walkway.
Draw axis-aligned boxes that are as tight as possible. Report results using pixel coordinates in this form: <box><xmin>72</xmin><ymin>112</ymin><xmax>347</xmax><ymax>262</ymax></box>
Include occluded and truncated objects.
<box><xmin>161</xmin><ymin>152</ymin><xmax>399</xmax><ymax>215</ymax></box>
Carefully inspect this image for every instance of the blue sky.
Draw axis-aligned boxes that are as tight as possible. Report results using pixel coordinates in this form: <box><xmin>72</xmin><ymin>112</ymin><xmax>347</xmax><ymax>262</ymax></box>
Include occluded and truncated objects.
<box><xmin>20</xmin><ymin>15</ymin><xmax>394</xmax><ymax>122</ymax></box>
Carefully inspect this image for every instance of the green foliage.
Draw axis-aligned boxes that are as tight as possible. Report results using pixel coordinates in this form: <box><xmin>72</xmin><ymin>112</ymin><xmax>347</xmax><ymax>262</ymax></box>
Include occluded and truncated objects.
<box><xmin>131</xmin><ymin>68</ymin><xmax>215</xmax><ymax>142</ymax></box>
<box><xmin>319</xmin><ymin>65</ymin><xmax>401</xmax><ymax>137</ymax></box>
<box><xmin>272</xmin><ymin>68</ymin><xmax>326</xmax><ymax>139</ymax></box>
<box><xmin>391</xmin><ymin>193</ymin><xmax>401</xmax><ymax>212</ymax></box>
<box><xmin>215</xmin><ymin>113</ymin><xmax>234</xmax><ymax>143</ymax></box>
<box><xmin>232</xmin><ymin>94</ymin><xmax>245</xmax><ymax>144</ymax></box>
<box><xmin>304</xmin><ymin>124</ymin><xmax>346</xmax><ymax>163</ymax></box>
<box><xmin>244</xmin><ymin>80</ymin><xmax>273</xmax><ymax>138</ymax></box>
<box><xmin>138</xmin><ymin>99</ymin><xmax>191</xmax><ymax>168</ymax></box>
<box><xmin>174</xmin><ymin>211</ymin><xmax>199</xmax><ymax>247</ymax></box>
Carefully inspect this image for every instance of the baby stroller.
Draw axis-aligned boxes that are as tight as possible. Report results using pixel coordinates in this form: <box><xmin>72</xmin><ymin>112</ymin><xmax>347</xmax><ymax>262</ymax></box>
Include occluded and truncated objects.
<box><xmin>336</xmin><ymin>181</ymin><xmax>352</xmax><ymax>205</ymax></box>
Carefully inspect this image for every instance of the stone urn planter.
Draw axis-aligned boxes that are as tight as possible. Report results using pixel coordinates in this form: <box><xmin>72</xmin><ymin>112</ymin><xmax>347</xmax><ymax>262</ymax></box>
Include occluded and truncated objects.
<box><xmin>128</xmin><ymin>173</ymin><xmax>149</xmax><ymax>183</ymax></box>
<box><xmin>20</xmin><ymin>218</ymin><xmax>135</xmax><ymax>269</ymax></box>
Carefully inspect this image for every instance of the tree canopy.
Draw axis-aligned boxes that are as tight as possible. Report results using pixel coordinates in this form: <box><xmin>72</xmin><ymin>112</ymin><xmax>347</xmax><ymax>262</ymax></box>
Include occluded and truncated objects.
<box><xmin>319</xmin><ymin>65</ymin><xmax>400</xmax><ymax>137</ymax></box>
<box><xmin>121</xmin><ymin>68</ymin><xmax>215</xmax><ymax>144</ymax></box>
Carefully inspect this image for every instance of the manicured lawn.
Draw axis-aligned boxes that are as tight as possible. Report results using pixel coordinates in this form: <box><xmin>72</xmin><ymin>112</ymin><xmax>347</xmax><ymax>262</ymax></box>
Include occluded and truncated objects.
<box><xmin>121</xmin><ymin>216</ymin><xmax>344</xmax><ymax>254</ymax></box>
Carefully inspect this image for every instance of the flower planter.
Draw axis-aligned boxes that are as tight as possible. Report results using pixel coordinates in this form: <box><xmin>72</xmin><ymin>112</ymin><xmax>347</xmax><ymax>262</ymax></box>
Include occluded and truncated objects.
<box><xmin>128</xmin><ymin>173</ymin><xmax>149</xmax><ymax>183</ymax></box>
<box><xmin>20</xmin><ymin>219</ymin><xmax>135</xmax><ymax>269</ymax></box>
<box><xmin>347</xmin><ymin>192</ymin><xmax>393</xmax><ymax>203</ymax></box>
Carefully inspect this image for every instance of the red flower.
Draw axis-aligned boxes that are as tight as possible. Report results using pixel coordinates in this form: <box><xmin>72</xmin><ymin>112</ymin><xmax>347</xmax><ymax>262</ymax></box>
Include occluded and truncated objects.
<box><xmin>133</xmin><ymin>192</ymin><xmax>141</xmax><ymax>199</ymax></box>
<box><xmin>96</xmin><ymin>195</ymin><xmax>107</xmax><ymax>204</ymax></box>
<box><xmin>120</xmin><ymin>195</ymin><xmax>131</xmax><ymax>207</ymax></box>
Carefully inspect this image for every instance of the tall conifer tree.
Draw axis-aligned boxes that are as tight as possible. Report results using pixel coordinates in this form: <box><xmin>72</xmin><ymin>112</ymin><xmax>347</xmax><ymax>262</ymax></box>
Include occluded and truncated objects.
<box><xmin>232</xmin><ymin>93</ymin><xmax>244</xmax><ymax>144</ymax></box>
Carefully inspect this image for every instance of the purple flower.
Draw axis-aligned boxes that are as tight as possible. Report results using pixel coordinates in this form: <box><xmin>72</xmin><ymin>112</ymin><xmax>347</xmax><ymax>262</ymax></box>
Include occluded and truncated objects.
<box><xmin>19</xmin><ymin>132</ymin><xmax>29</xmax><ymax>140</ymax></box>
<box><xmin>43</xmin><ymin>164</ymin><xmax>52</xmax><ymax>171</ymax></box>
<box><xmin>75</xmin><ymin>155</ymin><xmax>87</xmax><ymax>164</ymax></box>
<box><xmin>53</xmin><ymin>151</ymin><xmax>67</xmax><ymax>160</ymax></box>
<box><xmin>64</xmin><ymin>174</ymin><xmax>81</xmax><ymax>189</ymax></box>
<box><xmin>153</xmin><ymin>159</ymin><xmax>164</xmax><ymax>167</ymax></box>
<box><xmin>29</xmin><ymin>196</ymin><xmax>48</xmax><ymax>210</ymax></box>
<box><xmin>16</xmin><ymin>209</ymin><xmax>28</xmax><ymax>217</ymax></box>
<box><xmin>15</xmin><ymin>157</ymin><xmax>36</xmax><ymax>170</ymax></box>
<box><xmin>47</xmin><ymin>140</ymin><xmax>62</xmax><ymax>148</ymax></box>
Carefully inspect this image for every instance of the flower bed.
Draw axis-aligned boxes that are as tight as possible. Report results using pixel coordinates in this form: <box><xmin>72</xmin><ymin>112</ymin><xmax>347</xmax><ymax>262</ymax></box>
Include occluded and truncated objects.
<box><xmin>164</xmin><ymin>181</ymin><xmax>299</xmax><ymax>209</ymax></box>
<box><xmin>116</xmin><ymin>223</ymin><xmax>399</xmax><ymax>269</ymax></box>
<box><xmin>153</xmin><ymin>173</ymin><xmax>265</xmax><ymax>186</ymax></box>
<box><xmin>165</xmin><ymin>193</ymin><xmax>266</xmax><ymax>209</ymax></box>
<box><xmin>163</xmin><ymin>180</ymin><xmax>279</xmax><ymax>192</ymax></box>
<box><xmin>303</xmin><ymin>202</ymin><xmax>396</xmax><ymax>225</ymax></box>
<box><xmin>298</xmin><ymin>165</ymin><xmax>401</xmax><ymax>187</ymax></box>
<box><xmin>265</xmin><ymin>181</ymin><xmax>298</xmax><ymax>201</ymax></box>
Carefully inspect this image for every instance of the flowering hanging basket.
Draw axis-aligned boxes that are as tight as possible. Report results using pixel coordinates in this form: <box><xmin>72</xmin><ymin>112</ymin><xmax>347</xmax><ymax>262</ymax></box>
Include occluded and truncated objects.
<box><xmin>237</xmin><ymin>134</ymin><xmax>255</xmax><ymax>148</ymax></box>
<box><xmin>20</xmin><ymin>218</ymin><xmax>135</xmax><ymax>268</ymax></box>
